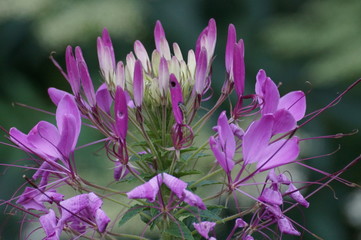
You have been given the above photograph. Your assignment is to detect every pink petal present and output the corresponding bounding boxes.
[261,77,280,114]
[154,20,171,60]
[272,109,296,135]
[194,47,208,95]
[115,61,125,88]
[233,39,245,97]
[243,114,274,165]
[210,136,233,173]
[133,60,144,107]
[255,69,267,96]
[225,24,236,73]
[257,137,300,171]
[162,173,187,198]
[158,57,169,97]
[76,47,96,106]
[278,91,306,121]
[65,46,80,94]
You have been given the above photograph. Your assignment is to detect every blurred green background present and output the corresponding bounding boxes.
[1,0,361,239]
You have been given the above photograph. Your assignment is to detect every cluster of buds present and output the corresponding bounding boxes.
[1,18,360,240]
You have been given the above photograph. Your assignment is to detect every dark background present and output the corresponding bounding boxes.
[1,0,361,239]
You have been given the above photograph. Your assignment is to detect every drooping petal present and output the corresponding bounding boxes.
[225,24,236,73]
[114,87,128,140]
[95,209,111,233]
[278,91,306,121]
[257,137,300,171]
[243,114,274,165]
[133,60,144,107]
[39,209,60,240]
[233,39,245,97]
[182,189,206,210]
[59,194,89,223]
[193,221,216,239]
[285,184,309,208]
[127,175,162,202]
[169,74,184,125]
[258,188,283,205]
[217,111,235,160]
[272,109,297,135]
[278,217,300,236]
[162,173,187,198]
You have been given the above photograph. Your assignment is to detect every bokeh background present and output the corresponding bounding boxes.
[1,0,361,239]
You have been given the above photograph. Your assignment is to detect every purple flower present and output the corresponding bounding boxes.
[39,209,60,240]
[255,69,306,134]
[285,184,310,208]
[193,221,216,239]
[278,217,300,236]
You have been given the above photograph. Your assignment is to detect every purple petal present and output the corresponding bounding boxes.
[217,111,235,159]
[257,137,300,171]
[162,173,187,198]
[96,83,112,114]
[225,24,236,73]
[272,109,296,135]
[99,28,115,69]
[233,40,245,97]
[65,46,80,94]
[182,189,206,210]
[16,187,47,212]
[39,209,60,239]
[95,209,110,233]
[206,18,217,59]
[210,137,233,173]
[255,69,267,96]
[114,87,128,140]
[133,60,144,107]
[193,221,216,239]
[194,47,208,95]
[258,188,283,205]
[278,217,300,236]
[278,91,306,121]
[285,184,309,208]
[261,77,280,114]
[169,74,184,125]
[243,114,274,165]
[76,47,96,106]
[56,95,81,156]
[48,88,70,106]
[59,193,89,222]
[127,175,162,202]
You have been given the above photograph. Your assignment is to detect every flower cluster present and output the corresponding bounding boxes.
[1,18,360,240]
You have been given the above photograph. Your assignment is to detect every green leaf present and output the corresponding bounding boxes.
[118,205,147,226]
[189,180,223,189]
[164,221,194,240]
[174,170,202,178]
[177,206,224,222]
